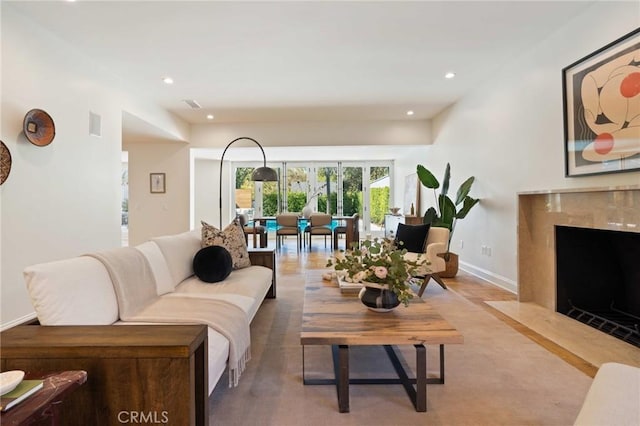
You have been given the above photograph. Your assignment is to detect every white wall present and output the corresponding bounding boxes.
[423,2,640,292]
[0,6,190,328]
[190,120,432,148]
[123,141,191,246]
[193,158,219,228]
[0,8,120,327]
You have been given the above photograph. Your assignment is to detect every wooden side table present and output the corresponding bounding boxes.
[1,324,208,426]
[249,248,276,298]
[1,370,87,425]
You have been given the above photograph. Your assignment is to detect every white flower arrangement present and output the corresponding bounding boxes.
[327,237,422,306]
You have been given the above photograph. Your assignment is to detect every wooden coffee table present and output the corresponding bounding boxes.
[300,271,463,413]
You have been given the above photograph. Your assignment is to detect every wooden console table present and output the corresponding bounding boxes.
[249,248,276,298]
[0,324,208,426]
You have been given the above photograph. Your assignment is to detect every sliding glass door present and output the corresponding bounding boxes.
[342,164,363,235]
[285,166,308,213]
[234,167,256,219]
[232,160,393,238]
[262,165,281,216]
[314,165,338,214]
[369,165,391,238]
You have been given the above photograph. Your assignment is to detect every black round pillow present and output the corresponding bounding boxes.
[193,245,233,283]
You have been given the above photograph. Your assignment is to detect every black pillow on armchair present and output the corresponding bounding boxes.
[395,222,431,253]
[193,245,233,283]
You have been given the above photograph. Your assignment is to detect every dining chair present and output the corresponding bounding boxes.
[333,213,359,250]
[307,213,333,251]
[275,213,301,251]
[237,213,267,248]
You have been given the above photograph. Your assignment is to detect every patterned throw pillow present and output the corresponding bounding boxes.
[201,220,251,269]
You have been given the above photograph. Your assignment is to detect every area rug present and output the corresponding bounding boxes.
[209,270,592,425]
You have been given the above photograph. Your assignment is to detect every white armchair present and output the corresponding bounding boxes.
[404,226,450,296]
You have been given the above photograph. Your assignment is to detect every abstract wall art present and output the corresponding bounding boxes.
[562,28,640,177]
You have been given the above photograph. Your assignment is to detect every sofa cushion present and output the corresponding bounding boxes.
[201,220,251,269]
[174,265,273,321]
[135,241,174,295]
[153,229,202,286]
[24,257,119,325]
[193,246,233,283]
[395,222,430,253]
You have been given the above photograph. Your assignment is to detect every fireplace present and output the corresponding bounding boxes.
[555,225,640,347]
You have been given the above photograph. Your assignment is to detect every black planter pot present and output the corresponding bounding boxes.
[358,284,400,312]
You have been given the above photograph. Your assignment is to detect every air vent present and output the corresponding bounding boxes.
[89,111,102,137]
[183,99,202,109]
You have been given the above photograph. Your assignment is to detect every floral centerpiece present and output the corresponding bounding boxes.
[327,238,423,307]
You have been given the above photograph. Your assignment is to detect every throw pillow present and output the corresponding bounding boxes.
[395,222,431,253]
[201,220,251,269]
[192,245,233,283]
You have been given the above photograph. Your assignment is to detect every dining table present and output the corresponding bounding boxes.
[251,215,358,249]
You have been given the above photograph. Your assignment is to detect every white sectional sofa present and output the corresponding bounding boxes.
[574,362,640,426]
[23,229,275,394]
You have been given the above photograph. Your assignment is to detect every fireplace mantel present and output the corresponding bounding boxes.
[518,185,640,311]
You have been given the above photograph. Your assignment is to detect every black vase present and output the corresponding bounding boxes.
[359,285,400,312]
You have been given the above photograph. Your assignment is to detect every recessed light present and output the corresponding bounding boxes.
[162,77,174,85]
[206,114,214,120]
[445,72,456,79]
[406,110,414,116]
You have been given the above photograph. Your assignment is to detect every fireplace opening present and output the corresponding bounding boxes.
[555,225,640,348]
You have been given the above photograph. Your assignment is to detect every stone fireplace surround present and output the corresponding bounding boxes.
[517,185,639,310]
[488,185,640,368]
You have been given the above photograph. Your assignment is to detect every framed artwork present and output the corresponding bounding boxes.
[562,28,640,177]
[403,173,420,216]
[150,173,166,193]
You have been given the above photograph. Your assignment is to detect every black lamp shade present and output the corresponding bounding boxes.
[251,166,278,182]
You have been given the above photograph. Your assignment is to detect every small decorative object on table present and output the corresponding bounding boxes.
[302,183,328,218]
[327,237,422,311]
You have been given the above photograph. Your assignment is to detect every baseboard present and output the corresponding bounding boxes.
[1,312,37,332]
[458,261,517,294]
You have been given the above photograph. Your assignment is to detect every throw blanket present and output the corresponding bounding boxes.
[86,248,251,387]
[129,296,251,387]
[86,248,157,318]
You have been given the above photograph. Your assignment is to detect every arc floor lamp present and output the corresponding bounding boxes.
[219,137,278,228]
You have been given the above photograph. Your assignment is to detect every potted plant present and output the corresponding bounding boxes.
[416,163,479,277]
[327,238,423,310]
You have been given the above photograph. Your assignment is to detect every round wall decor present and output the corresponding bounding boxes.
[1,141,12,185]
[23,109,56,146]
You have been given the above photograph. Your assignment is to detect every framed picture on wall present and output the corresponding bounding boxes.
[150,173,166,193]
[562,28,640,177]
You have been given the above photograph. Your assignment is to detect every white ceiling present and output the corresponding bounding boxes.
[6,0,596,125]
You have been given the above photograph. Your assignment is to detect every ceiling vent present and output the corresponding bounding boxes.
[183,99,202,109]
